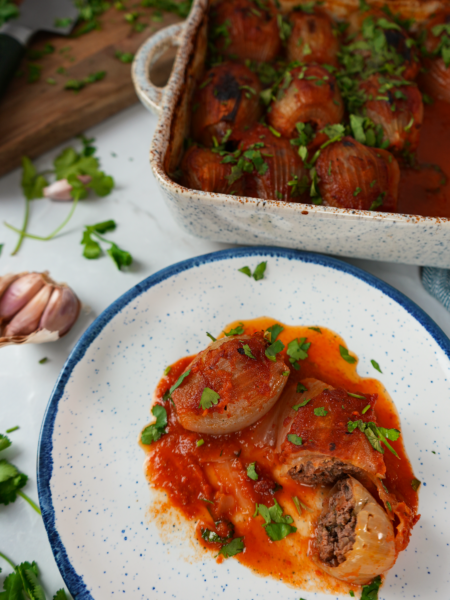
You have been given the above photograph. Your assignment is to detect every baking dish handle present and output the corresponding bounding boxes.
[132,23,185,116]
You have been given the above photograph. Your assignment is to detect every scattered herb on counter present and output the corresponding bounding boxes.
[371,359,382,373]
[206,332,216,342]
[163,369,191,402]
[0,433,41,514]
[27,43,55,60]
[224,323,244,336]
[253,261,267,281]
[238,266,252,277]
[247,462,258,480]
[339,344,356,364]
[265,339,285,362]
[5,426,19,434]
[115,50,135,63]
[54,17,73,27]
[39,357,49,364]
[0,551,70,599]
[47,78,57,85]
[0,243,3,256]
[314,407,328,417]
[218,537,244,558]
[141,0,194,19]
[0,0,19,27]
[411,478,421,491]
[152,9,163,21]
[348,420,400,457]
[287,434,303,446]
[254,498,297,541]
[81,220,132,270]
[360,575,382,600]
[65,70,106,92]
[141,405,167,444]
[199,387,220,410]
[27,63,42,83]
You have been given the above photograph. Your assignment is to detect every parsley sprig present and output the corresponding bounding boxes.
[81,220,133,270]
[254,499,297,541]
[348,420,400,457]
[141,405,168,444]
[0,552,69,600]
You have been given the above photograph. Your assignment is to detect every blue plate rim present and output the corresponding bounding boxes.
[37,246,450,599]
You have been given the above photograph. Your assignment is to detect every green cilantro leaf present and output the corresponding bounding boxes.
[115,50,134,63]
[238,266,252,277]
[247,462,258,480]
[308,327,322,333]
[371,359,382,373]
[254,499,297,541]
[224,323,244,336]
[16,560,46,600]
[163,366,171,376]
[202,528,232,544]
[164,369,191,402]
[107,243,132,270]
[253,261,267,281]
[218,537,245,558]
[265,323,284,343]
[339,345,356,364]
[265,339,285,362]
[347,392,366,399]
[5,426,19,434]
[21,157,48,200]
[0,460,28,505]
[296,383,308,393]
[240,344,256,359]
[0,0,19,27]
[141,404,168,444]
[199,387,220,409]
[361,575,382,600]
[0,434,11,453]
[53,590,69,600]
[287,337,310,362]
[411,478,421,491]
[314,407,328,417]
[287,434,302,445]
[55,17,73,27]
[347,420,400,457]
[206,332,216,342]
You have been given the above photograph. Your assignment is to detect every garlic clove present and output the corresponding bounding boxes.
[39,285,81,337]
[4,284,54,337]
[43,175,92,201]
[0,273,45,323]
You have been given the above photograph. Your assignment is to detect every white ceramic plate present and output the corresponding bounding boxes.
[38,247,450,600]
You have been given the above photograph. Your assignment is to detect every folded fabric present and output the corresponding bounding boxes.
[422,267,450,312]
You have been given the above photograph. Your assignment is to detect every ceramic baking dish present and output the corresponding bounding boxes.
[132,0,450,268]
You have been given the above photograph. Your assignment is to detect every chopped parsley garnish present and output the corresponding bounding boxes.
[254,499,297,541]
[287,434,303,446]
[349,591,355,598]
[265,339,285,362]
[81,221,131,270]
[5,426,19,434]
[348,420,400,457]
[361,575,382,600]
[361,404,371,414]
[292,496,302,515]
[201,527,233,544]
[314,407,328,417]
[282,371,290,377]
[115,50,134,63]
[39,357,48,364]
[347,392,365,399]
[141,405,167,444]
[196,439,204,447]
[238,344,256,359]
[238,262,267,280]
[199,387,220,409]
[371,359,382,373]
[163,369,191,401]
[224,323,245,336]
[339,345,356,364]
[308,326,322,333]
[218,537,245,558]
[265,323,284,343]
[206,332,216,342]
[286,337,310,370]
[163,366,171,376]
[386,501,392,511]
[411,478,421,491]
[238,266,252,277]
[247,462,258,480]
[65,70,106,92]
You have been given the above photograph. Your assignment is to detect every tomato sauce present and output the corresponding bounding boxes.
[398,100,450,218]
[142,318,419,595]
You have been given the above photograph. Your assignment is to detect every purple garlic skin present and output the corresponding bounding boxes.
[43,175,92,201]
[0,271,81,345]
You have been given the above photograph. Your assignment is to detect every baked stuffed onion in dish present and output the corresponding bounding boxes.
[140,317,420,597]
[174,0,450,219]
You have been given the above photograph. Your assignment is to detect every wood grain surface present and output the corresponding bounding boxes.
[0,5,181,177]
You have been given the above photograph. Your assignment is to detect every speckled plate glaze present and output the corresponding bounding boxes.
[38,247,450,600]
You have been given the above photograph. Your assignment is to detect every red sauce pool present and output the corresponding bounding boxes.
[141,318,419,595]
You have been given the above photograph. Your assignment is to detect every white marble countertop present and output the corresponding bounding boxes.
[1,103,449,597]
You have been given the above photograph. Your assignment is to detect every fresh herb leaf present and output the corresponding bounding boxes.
[107,243,132,269]
[308,327,322,333]
[362,404,371,414]
[21,157,48,201]
[254,499,297,541]
[265,339,285,362]
[201,528,231,544]
[53,590,69,600]
[0,0,19,27]
[411,478,421,491]
[218,537,244,558]
[314,407,328,417]
[241,344,256,359]
[38,357,48,364]
[287,337,310,363]
[65,70,106,92]
[347,392,365,399]
[81,221,131,270]
[371,359,382,373]
[206,332,216,342]
[141,404,167,444]
[0,434,11,452]
[164,369,191,401]
[282,370,290,377]
[265,323,284,343]
[339,345,356,364]
[199,387,220,410]
[349,591,355,598]
[196,439,204,447]
[224,323,244,336]
[361,575,382,600]
[296,383,308,393]
[0,459,28,505]
[115,50,135,63]
[54,17,73,27]
[287,434,303,446]
[253,261,267,281]
[292,496,302,515]
[5,426,18,434]
[238,266,252,277]
[163,366,171,376]
[347,420,400,457]
[247,462,258,480]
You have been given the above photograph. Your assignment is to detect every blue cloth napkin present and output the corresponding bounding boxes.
[422,267,450,311]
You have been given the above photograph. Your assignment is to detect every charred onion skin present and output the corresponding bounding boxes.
[286,8,339,67]
[171,332,289,434]
[316,137,400,211]
[191,62,263,147]
[237,123,308,202]
[419,10,450,103]
[267,65,344,138]
[359,75,424,152]
[181,146,244,195]
[210,0,281,63]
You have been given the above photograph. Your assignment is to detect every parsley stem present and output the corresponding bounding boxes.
[17,490,41,515]
[10,197,30,256]
[4,196,79,244]
[0,551,16,570]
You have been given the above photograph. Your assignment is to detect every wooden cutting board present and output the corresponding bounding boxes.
[0,5,181,177]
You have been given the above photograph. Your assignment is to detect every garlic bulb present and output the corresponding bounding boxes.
[43,175,92,201]
[0,272,81,348]
[311,476,396,585]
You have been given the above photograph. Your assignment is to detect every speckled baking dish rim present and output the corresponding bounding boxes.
[132,0,450,268]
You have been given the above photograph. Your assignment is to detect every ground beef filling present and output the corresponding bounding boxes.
[316,478,356,566]
[288,457,362,486]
